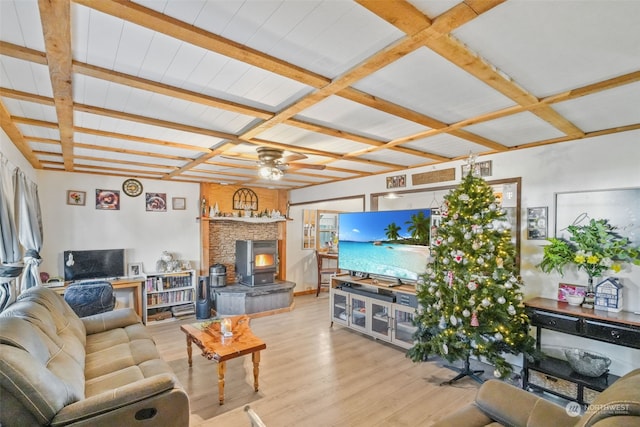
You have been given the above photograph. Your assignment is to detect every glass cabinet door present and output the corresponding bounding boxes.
[370,300,392,341]
[393,305,418,349]
[349,295,368,332]
[331,289,348,326]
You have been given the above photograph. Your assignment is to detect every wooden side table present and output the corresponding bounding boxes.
[180,315,266,405]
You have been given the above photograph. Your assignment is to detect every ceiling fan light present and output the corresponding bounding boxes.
[259,165,283,180]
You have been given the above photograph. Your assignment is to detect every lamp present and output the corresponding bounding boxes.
[258,165,283,180]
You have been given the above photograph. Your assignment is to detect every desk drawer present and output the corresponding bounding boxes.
[584,320,640,349]
[529,310,580,334]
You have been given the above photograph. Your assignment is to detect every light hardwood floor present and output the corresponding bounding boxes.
[149,294,481,426]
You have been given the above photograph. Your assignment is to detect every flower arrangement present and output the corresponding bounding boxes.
[538,218,640,281]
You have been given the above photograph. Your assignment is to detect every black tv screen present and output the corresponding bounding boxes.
[63,249,125,281]
[338,209,432,282]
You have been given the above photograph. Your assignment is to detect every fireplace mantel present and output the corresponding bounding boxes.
[199,216,287,224]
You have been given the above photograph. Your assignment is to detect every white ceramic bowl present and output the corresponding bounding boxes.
[566,294,584,306]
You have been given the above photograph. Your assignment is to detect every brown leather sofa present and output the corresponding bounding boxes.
[433,368,640,427]
[0,286,189,426]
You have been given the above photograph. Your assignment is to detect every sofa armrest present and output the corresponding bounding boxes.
[50,373,178,425]
[82,308,140,334]
[473,379,574,427]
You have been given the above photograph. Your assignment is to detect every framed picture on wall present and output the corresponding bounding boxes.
[527,206,548,239]
[172,197,186,210]
[95,189,120,210]
[146,193,167,212]
[67,190,86,206]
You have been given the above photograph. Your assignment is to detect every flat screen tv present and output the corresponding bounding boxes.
[338,209,432,283]
[63,249,126,282]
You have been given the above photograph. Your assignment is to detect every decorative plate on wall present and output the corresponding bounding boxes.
[122,178,143,197]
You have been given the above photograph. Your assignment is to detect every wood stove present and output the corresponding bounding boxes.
[235,240,278,286]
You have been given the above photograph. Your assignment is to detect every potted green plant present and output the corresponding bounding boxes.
[538,218,640,307]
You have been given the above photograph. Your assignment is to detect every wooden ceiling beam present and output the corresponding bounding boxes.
[38,0,74,171]
[0,41,48,65]
[0,101,42,168]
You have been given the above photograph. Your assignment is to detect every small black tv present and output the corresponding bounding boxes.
[338,209,432,283]
[63,249,126,282]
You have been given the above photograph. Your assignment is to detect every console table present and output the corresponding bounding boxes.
[523,297,640,405]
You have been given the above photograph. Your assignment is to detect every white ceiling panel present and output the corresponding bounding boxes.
[2,1,637,189]
[74,132,205,159]
[329,160,390,174]
[0,1,44,50]
[37,154,63,163]
[16,125,59,141]
[0,57,52,97]
[552,82,640,133]
[357,149,433,167]
[404,133,494,159]
[2,98,57,123]
[453,0,640,97]
[464,112,567,147]
[256,124,372,154]
[73,111,226,149]
[409,0,460,19]
[73,74,258,134]
[29,142,61,154]
[73,147,185,167]
[297,96,428,141]
[353,47,516,123]
[143,0,404,79]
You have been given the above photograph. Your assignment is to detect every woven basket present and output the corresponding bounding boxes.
[529,370,578,399]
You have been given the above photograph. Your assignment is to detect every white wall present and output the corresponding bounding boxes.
[289,129,640,374]
[36,171,201,278]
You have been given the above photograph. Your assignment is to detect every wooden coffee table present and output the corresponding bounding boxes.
[180,315,266,405]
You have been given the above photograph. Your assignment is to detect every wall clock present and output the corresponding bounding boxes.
[122,178,143,197]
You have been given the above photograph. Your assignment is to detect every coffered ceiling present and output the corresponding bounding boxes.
[1,0,639,189]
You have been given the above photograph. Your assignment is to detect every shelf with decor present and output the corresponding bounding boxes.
[144,270,196,323]
[523,297,640,406]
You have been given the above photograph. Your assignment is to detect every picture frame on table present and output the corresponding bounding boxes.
[67,190,86,206]
[128,263,143,277]
[557,283,586,302]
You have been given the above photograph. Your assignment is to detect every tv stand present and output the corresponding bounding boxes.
[330,274,418,349]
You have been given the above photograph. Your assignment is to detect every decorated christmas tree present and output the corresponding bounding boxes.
[408,169,535,383]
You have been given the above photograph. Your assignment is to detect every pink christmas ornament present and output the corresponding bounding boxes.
[471,312,479,327]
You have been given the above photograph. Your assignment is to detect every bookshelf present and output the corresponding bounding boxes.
[144,270,196,323]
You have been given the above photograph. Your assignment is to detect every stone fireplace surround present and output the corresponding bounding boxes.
[207,219,280,284]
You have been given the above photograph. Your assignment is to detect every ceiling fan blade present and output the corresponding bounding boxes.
[282,153,307,163]
[220,153,257,163]
[287,163,326,170]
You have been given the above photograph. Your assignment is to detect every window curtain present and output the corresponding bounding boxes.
[0,155,23,310]
[15,169,43,291]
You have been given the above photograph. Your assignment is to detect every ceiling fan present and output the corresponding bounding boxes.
[224,147,326,180]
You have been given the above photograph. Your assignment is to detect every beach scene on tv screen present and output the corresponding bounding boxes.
[338,209,432,281]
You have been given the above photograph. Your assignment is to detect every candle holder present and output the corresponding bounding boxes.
[221,318,233,337]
